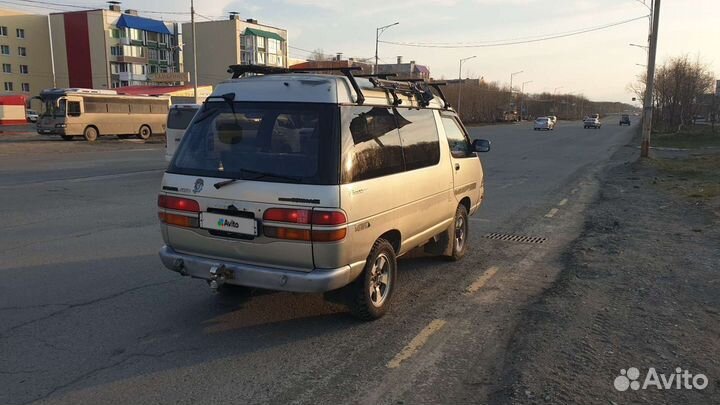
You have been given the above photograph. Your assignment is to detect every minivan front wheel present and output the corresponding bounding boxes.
[346,238,396,320]
[447,204,469,261]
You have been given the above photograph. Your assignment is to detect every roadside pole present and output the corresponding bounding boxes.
[640,0,661,158]
[191,0,198,104]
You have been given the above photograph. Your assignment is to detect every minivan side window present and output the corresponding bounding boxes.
[441,115,473,158]
[341,106,404,183]
[396,108,440,170]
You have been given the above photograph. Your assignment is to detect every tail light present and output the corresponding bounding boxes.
[158,195,200,212]
[263,208,347,242]
[158,194,200,228]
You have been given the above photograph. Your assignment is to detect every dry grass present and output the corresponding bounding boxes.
[652,126,720,149]
[648,153,720,215]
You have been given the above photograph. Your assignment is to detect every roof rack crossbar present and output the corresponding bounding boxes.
[355,73,398,80]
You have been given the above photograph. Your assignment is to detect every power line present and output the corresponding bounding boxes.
[380,15,649,48]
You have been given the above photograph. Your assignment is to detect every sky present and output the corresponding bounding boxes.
[7,0,719,103]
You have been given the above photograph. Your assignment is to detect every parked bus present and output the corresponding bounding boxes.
[35,88,170,141]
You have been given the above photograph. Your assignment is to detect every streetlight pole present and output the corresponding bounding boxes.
[521,80,532,120]
[641,0,661,158]
[191,0,198,103]
[457,55,476,115]
[374,22,399,74]
[509,70,523,119]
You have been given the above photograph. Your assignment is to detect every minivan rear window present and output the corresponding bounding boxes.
[168,102,339,185]
[167,107,199,130]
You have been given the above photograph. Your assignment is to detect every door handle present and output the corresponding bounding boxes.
[454,163,460,171]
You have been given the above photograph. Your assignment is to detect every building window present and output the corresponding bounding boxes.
[21,83,29,92]
[129,28,143,42]
[159,49,167,61]
[4,81,12,91]
[0,26,7,36]
[19,65,28,74]
[110,28,126,39]
[110,46,123,56]
[148,48,157,60]
[1,45,9,55]
[111,81,120,88]
[18,46,26,57]
[149,64,158,74]
[2,63,10,73]
[159,34,166,45]
[16,29,24,39]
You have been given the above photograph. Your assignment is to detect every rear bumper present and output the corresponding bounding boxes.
[159,245,364,293]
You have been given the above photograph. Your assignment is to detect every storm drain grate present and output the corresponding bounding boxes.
[483,233,547,244]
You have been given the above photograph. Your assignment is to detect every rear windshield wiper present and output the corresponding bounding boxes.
[213,169,303,189]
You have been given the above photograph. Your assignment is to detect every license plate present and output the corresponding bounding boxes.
[200,212,257,236]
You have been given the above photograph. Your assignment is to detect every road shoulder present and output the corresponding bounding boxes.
[491,147,720,403]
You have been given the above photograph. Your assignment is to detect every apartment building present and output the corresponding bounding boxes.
[182,15,288,86]
[50,5,181,89]
[0,8,53,95]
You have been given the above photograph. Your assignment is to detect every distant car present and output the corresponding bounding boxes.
[26,109,38,123]
[547,115,557,125]
[584,116,601,129]
[590,113,600,120]
[619,114,631,126]
[165,104,200,162]
[534,117,554,131]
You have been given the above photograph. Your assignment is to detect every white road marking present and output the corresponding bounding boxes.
[469,217,490,223]
[387,319,447,369]
[545,208,559,218]
[466,266,499,294]
[558,198,568,206]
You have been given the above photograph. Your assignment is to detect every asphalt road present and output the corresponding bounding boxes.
[0,119,636,405]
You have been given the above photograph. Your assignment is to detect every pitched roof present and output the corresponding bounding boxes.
[117,14,171,35]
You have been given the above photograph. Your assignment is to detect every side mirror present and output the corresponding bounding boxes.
[472,139,491,153]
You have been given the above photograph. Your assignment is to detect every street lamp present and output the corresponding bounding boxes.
[520,80,532,120]
[374,22,399,74]
[509,70,523,94]
[457,55,476,114]
[629,43,649,52]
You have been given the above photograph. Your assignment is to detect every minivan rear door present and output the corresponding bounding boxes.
[162,101,339,271]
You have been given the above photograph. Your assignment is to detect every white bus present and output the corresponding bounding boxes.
[36,88,170,142]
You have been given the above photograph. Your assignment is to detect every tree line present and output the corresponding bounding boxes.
[628,55,716,132]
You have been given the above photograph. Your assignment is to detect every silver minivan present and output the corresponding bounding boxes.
[165,104,200,162]
[158,67,490,320]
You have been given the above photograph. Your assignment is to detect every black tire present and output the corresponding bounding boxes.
[345,238,397,321]
[83,126,98,142]
[446,204,469,261]
[61,135,73,141]
[137,125,152,140]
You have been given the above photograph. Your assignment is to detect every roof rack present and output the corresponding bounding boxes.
[224,64,451,108]
[355,73,398,80]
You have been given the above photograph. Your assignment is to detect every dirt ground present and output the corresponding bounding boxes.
[490,145,720,404]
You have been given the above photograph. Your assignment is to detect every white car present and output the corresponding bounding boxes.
[165,104,200,162]
[547,115,557,125]
[583,116,601,129]
[26,109,38,123]
[158,67,490,320]
[534,116,554,131]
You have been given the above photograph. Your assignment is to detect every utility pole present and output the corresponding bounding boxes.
[641,0,661,158]
[457,55,476,115]
[191,0,198,103]
[374,22,399,74]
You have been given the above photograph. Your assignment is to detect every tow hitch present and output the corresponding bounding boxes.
[208,265,231,293]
